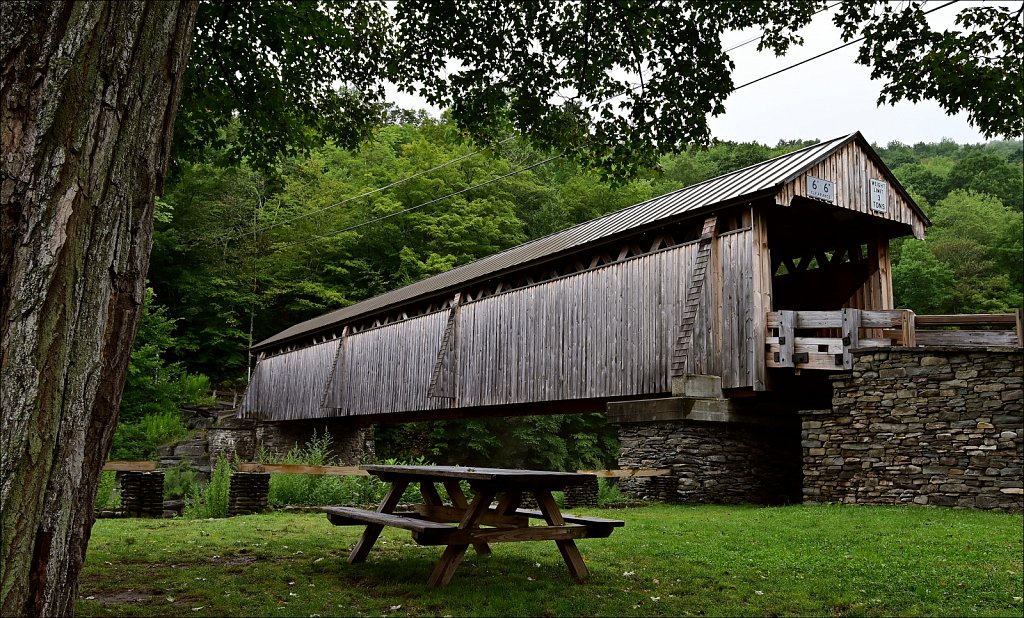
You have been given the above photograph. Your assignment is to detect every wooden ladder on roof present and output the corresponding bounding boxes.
[671,214,717,377]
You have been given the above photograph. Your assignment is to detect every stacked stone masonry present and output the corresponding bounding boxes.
[563,478,599,508]
[229,472,270,516]
[801,347,1023,511]
[617,420,801,505]
[118,471,165,517]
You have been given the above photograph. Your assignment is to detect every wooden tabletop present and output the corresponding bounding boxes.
[361,464,595,489]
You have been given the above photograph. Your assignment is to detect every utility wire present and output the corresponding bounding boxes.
[222,135,518,241]
[733,0,958,91]
[252,0,960,252]
[225,1,840,243]
[275,153,563,250]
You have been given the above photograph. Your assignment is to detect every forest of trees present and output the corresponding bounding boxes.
[120,115,1022,468]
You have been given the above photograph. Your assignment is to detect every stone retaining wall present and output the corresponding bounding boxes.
[563,478,599,508]
[801,347,1023,511]
[617,419,802,505]
[206,417,375,465]
[255,420,375,464]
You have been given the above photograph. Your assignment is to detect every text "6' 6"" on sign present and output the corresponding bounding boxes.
[807,176,835,203]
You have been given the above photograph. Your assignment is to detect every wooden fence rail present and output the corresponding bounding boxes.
[104,461,670,478]
[766,308,1023,372]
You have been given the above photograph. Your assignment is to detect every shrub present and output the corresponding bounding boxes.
[260,432,430,507]
[164,460,202,500]
[597,478,625,506]
[185,456,232,518]
[109,410,190,461]
[95,471,122,510]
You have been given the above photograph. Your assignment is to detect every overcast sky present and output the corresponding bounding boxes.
[386,1,1012,148]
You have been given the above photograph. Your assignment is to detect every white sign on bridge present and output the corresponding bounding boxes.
[806,176,835,203]
[870,179,889,213]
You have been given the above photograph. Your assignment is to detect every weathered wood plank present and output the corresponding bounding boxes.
[914,330,1019,347]
[415,524,597,546]
[577,468,671,478]
[237,463,368,476]
[914,314,1018,326]
[102,461,157,472]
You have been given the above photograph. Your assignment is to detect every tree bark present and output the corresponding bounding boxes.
[0,2,197,616]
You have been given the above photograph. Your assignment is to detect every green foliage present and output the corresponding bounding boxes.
[185,456,233,519]
[163,461,203,501]
[121,289,213,423]
[882,141,1023,316]
[113,288,215,460]
[108,411,191,462]
[924,190,1023,313]
[174,2,1023,182]
[177,1,392,169]
[258,430,402,507]
[893,240,955,314]
[597,478,626,507]
[376,413,619,472]
[94,472,121,511]
[835,3,1023,139]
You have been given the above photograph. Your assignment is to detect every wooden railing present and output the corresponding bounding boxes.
[766,308,1023,371]
[104,461,671,477]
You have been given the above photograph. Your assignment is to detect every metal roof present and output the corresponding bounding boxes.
[254,132,914,352]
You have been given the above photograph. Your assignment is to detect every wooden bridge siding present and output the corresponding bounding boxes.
[239,338,341,420]
[246,233,762,421]
[775,141,925,239]
[716,229,756,389]
[845,235,894,312]
[453,243,703,408]
[331,310,452,416]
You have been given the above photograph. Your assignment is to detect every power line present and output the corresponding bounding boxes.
[226,1,841,243]
[250,0,961,252]
[721,0,842,54]
[275,153,563,250]
[733,0,958,91]
[222,135,519,241]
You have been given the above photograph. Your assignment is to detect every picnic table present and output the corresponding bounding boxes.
[324,464,625,586]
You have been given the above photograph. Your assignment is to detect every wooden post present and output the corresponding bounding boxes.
[901,309,917,347]
[427,488,496,586]
[842,308,862,369]
[533,491,589,582]
[1015,308,1023,349]
[778,310,796,368]
[750,208,773,391]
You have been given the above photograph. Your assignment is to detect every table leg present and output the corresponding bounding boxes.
[420,481,444,506]
[427,488,496,586]
[442,480,491,556]
[533,490,589,581]
[348,480,409,564]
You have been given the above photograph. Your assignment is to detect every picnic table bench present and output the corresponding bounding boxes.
[324,464,625,586]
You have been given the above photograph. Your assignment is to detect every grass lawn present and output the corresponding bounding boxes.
[77,503,1023,617]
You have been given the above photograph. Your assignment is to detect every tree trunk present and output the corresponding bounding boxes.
[0,2,197,616]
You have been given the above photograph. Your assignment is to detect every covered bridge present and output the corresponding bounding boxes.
[240,132,928,428]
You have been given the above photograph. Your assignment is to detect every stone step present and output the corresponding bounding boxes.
[173,442,209,457]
